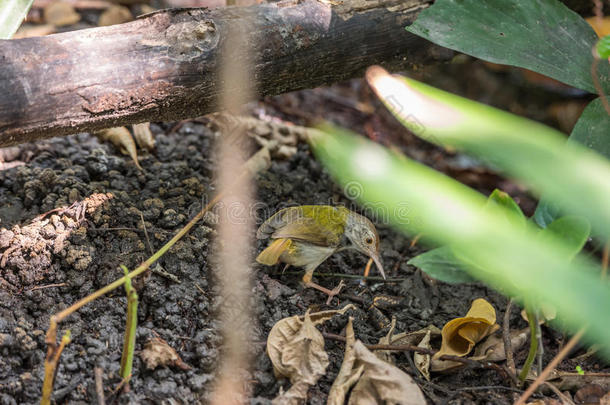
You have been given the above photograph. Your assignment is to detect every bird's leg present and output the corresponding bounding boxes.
[302,271,345,305]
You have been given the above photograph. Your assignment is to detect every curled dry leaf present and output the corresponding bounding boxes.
[132,123,155,151]
[414,330,432,381]
[329,318,426,405]
[95,127,142,170]
[435,298,498,359]
[140,337,191,370]
[267,305,355,405]
[44,1,80,26]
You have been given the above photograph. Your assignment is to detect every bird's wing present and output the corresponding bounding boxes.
[256,205,347,246]
[256,238,292,265]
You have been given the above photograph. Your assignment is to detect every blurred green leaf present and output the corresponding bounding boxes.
[534,98,609,228]
[406,0,609,94]
[0,0,34,39]
[310,128,610,356]
[367,70,610,237]
[408,246,476,284]
[539,216,590,259]
[486,189,525,228]
[597,35,610,59]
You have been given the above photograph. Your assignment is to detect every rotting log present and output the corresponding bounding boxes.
[0,0,448,146]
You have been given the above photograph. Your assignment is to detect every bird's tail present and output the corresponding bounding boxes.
[256,238,292,265]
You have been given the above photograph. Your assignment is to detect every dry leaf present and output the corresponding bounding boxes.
[44,1,80,26]
[95,127,142,170]
[521,304,556,324]
[267,305,354,405]
[132,122,155,151]
[434,298,498,359]
[328,318,364,405]
[98,5,132,26]
[414,330,432,381]
[350,341,426,405]
[471,328,529,362]
[140,337,191,370]
[329,318,426,405]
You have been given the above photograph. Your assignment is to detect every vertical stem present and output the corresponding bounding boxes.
[519,305,539,382]
[119,266,138,390]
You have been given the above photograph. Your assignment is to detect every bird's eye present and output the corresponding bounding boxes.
[365,237,373,245]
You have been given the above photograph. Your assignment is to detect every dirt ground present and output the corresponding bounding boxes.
[0,61,606,404]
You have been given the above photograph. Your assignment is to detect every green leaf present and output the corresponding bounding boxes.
[534,98,610,227]
[539,216,590,260]
[0,0,34,39]
[597,35,610,59]
[486,189,525,228]
[408,246,476,284]
[406,0,610,94]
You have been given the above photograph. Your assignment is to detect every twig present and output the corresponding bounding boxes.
[26,282,67,292]
[322,332,514,383]
[41,331,71,405]
[94,367,106,405]
[543,382,575,405]
[503,298,516,377]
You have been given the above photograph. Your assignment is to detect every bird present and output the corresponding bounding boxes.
[256,205,385,301]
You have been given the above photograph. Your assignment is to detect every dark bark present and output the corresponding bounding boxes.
[0,0,446,147]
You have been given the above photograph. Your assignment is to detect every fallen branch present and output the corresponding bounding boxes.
[0,0,443,146]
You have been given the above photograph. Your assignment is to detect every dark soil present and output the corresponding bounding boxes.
[0,69,605,404]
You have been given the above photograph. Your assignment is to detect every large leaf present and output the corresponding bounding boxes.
[407,0,610,94]
[0,0,34,39]
[310,128,610,358]
[534,98,610,228]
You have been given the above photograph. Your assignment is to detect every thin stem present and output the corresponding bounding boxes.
[502,298,516,378]
[519,305,539,382]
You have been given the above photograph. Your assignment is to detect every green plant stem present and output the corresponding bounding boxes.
[119,266,138,389]
[519,305,539,382]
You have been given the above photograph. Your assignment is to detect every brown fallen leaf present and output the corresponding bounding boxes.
[328,318,426,405]
[471,328,528,362]
[140,337,191,370]
[98,4,132,26]
[328,318,364,405]
[587,16,610,37]
[132,122,155,151]
[434,298,498,359]
[95,127,142,170]
[267,305,355,405]
[414,330,432,381]
[350,341,426,404]
[44,1,80,26]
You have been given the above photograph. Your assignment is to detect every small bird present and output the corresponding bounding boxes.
[256,205,385,300]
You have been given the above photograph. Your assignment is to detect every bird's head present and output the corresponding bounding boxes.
[345,212,385,279]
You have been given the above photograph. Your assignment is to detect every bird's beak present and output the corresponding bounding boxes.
[371,254,386,279]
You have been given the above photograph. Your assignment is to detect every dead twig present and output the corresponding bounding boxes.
[503,298,516,377]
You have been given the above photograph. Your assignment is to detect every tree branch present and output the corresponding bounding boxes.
[0,0,445,146]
